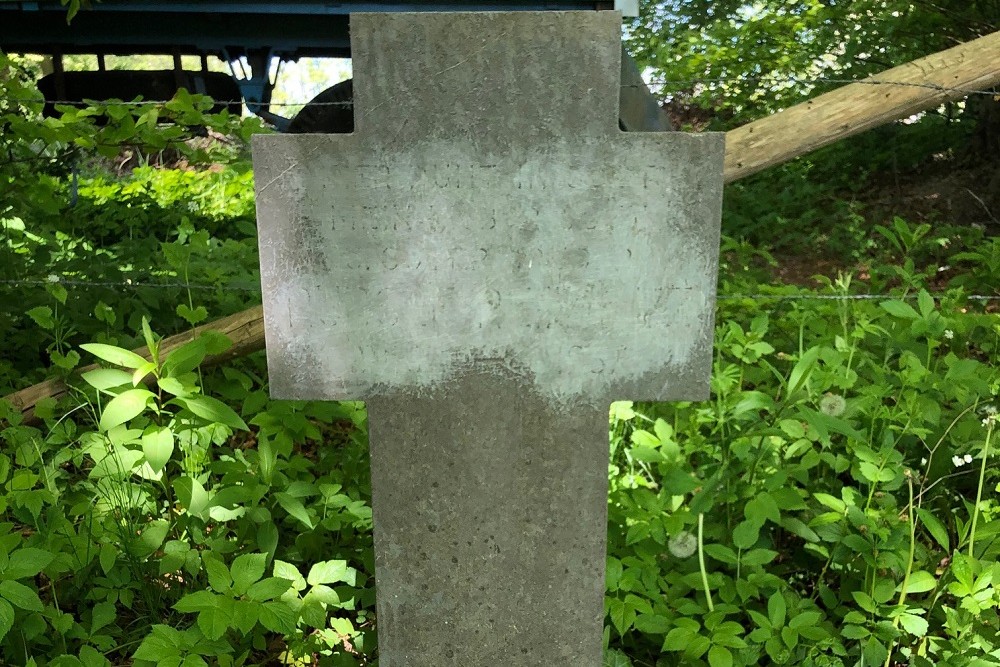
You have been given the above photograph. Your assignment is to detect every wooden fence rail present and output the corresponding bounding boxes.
[5,30,1000,423]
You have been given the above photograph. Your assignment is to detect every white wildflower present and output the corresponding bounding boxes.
[920,458,927,466]
[819,393,847,417]
[964,454,973,464]
[667,531,697,559]
[46,274,60,283]
[944,330,954,340]
[952,455,966,468]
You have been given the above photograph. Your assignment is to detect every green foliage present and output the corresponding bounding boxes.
[0,327,376,665]
[1,52,263,391]
[626,0,999,126]
[605,240,1000,665]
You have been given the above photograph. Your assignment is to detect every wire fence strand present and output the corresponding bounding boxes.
[0,276,997,302]
[3,74,997,111]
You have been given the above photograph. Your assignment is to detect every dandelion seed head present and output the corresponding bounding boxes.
[820,393,847,417]
[667,531,697,559]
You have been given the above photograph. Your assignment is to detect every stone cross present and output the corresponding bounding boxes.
[253,11,724,666]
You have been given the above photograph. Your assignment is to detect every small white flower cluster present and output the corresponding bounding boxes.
[952,453,974,468]
[944,330,954,340]
[983,405,998,429]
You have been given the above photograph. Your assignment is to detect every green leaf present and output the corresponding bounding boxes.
[157,377,191,397]
[81,368,133,391]
[630,430,659,448]
[273,561,307,592]
[903,571,938,594]
[740,549,778,567]
[0,579,43,611]
[173,476,209,516]
[781,626,798,649]
[81,343,149,369]
[99,388,155,431]
[99,543,117,574]
[130,360,156,387]
[174,590,220,613]
[196,599,233,641]
[300,597,327,629]
[880,300,920,319]
[812,492,846,513]
[863,638,888,666]
[708,646,733,667]
[202,555,231,593]
[275,492,314,529]
[171,395,247,430]
[247,577,293,602]
[79,646,107,667]
[306,584,340,606]
[138,520,170,558]
[258,601,298,634]
[26,306,55,330]
[663,626,694,651]
[161,337,210,377]
[4,548,54,579]
[768,592,786,628]
[780,517,820,543]
[603,649,633,667]
[787,346,820,396]
[176,303,208,326]
[231,554,267,595]
[90,600,117,634]
[232,600,259,634]
[872,578,896,604]
[141,426,173,474]
[732,520,761,549]
[307,560,354,586]
[141,317,158,356]
[745,493,780,524]
[899,612,928,637]
[852,591,877,613]
[89,446,143,480]
[0,599,13,642]
[916,509,949,551]
[607,598,635,636]
[634,614,671,634]
[788,611,821,630]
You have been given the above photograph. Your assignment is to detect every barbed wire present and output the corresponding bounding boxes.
[3,74,997,110]
[0,275,996,302]
[0,277,261,292]
[643,76,1000,98]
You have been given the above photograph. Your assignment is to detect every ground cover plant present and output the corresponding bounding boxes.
[2,46,1000,667]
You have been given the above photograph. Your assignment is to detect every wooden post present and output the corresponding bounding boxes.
[3,306,263,423]
[724,30,1000,182]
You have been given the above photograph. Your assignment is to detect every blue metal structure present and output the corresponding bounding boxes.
[0,0,671,132]
[1,0,612,129]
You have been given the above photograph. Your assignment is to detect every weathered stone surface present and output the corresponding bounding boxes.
[367,367,608,666]
[253,11,724,666]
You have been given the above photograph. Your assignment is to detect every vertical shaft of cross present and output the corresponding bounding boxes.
[368,365,608,666]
